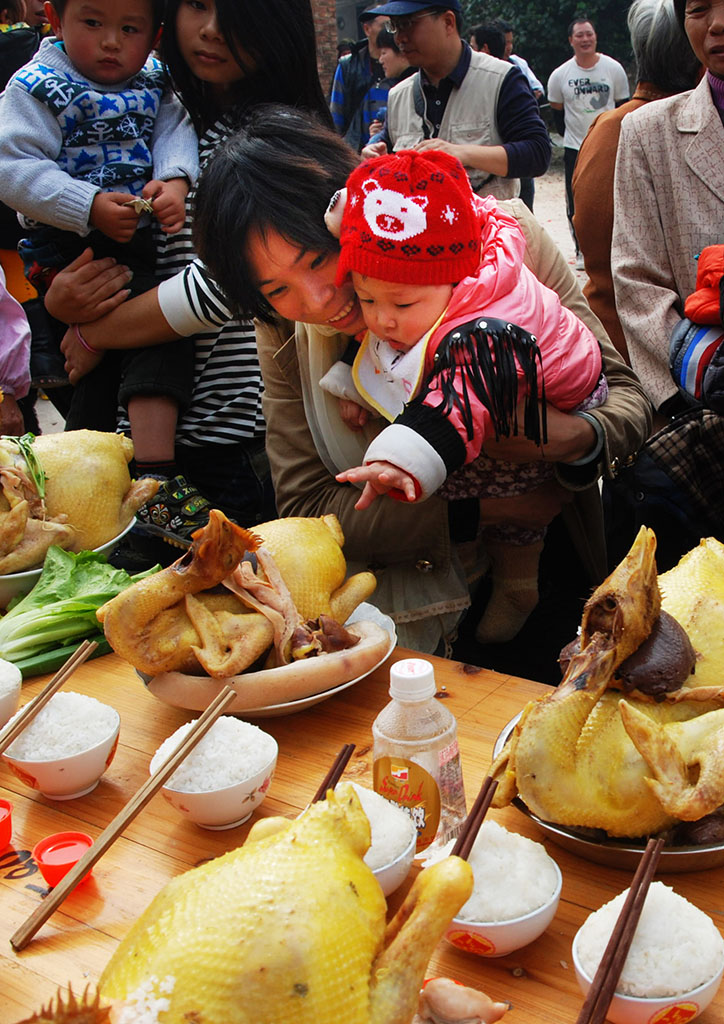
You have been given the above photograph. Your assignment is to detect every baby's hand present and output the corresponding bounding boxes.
[143,177,188,234]
[339,398,370,431]
[336,461,417,510]
[89,192,140,242]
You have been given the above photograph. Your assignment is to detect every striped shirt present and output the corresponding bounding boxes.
[123,118,265,448]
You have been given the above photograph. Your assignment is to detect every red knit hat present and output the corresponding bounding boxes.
[335,149,482,287]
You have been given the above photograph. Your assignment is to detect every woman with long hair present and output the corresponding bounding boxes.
[47,0,331,547]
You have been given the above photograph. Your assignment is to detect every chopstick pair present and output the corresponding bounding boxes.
[0,639,98,757]
[451,775,498,860]
[311,743,355,803]
[575,836,665,1024]
[11,682,239,951]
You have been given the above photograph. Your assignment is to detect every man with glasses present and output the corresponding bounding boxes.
[360,0,550,201]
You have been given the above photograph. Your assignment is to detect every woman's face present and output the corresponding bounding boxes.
[175,0,252,92]
[246,228,365,334]
[685,0,724,77]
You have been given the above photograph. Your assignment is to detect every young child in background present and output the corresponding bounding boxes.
[324,149,608,643]
[0,0,199,495]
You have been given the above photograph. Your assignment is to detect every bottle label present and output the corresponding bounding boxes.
[373,756,441,851]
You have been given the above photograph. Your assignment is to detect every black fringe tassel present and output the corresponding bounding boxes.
[419,317,548,446]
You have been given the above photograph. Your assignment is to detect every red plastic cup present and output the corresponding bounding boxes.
[32,831,94,887]
[0,799,11,849]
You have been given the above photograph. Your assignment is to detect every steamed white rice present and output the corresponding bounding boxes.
[576,881,724,998]
[457,820,559,923]
[349,783,417,870]
[0,658,21,698]
[5,691,118,760]
[150,717,277,793]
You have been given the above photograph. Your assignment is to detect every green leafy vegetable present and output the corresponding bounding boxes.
[0,546,159,676]
[1,431,46,499]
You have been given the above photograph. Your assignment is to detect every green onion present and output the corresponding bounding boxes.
[1,432,46,499]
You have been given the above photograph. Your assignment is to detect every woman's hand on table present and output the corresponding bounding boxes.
[482,402,597,464]
[61,325,103,384]
[44,248,132,324]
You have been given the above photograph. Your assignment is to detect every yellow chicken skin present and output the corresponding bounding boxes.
[491,530,724,838]
[252,515,376,623]
[659,537,724,688]
[98,511,271,676]
[0,430,158,571]
[98,785,473,1024]
[99,511,377,678]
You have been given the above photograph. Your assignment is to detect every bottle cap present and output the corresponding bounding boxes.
[389,658,436,701]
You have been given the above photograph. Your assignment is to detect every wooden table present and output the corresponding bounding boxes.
[3,649,724,1023]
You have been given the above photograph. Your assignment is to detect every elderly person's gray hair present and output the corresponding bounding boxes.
[628,0,699,93]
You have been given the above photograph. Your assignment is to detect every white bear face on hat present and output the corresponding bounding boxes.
[361,179,428,240]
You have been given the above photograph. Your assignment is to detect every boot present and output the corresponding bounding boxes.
[475,539,544,645]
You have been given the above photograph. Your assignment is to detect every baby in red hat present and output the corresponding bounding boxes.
[323,149,607,644]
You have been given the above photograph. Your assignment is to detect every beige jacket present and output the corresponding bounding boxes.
[386,50,517,199]
[257,199,651,652]
[612,77,724,410]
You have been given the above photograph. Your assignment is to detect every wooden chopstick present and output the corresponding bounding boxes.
[575,836,665,1024]
[311,743,356,803]
[0,639,98,757]
[11,682,239,951]
[451,775,498,860]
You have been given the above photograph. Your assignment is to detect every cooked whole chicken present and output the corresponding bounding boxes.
[0,430,158,572]
[16,785,473,1024]
[98,511,377,678]
[491,529,724,838]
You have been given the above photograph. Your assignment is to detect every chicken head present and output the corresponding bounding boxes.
[491,531,724,838]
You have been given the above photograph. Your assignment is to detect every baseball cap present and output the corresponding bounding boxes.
[363,1,462,16]
[359,7,384,21]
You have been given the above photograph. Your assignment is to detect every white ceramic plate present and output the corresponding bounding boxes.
[140,603,397,719]
[0,517,137,610]
[493,713,724,873]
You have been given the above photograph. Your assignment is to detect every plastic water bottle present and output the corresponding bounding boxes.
[372,657,467,856]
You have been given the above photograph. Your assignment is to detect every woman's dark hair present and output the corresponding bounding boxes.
[193,105,359,322]
[376,28,401,52]
[161,0,332,133]
[50,0,164,31]
[629,0,699,93]
[2,0,26,22]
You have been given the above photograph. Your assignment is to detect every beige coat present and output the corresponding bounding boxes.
[612,76,724,410]
[386,50,516,199]
[257,199,651,652]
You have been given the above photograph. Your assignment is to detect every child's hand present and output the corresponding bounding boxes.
[339,398,370,431]
[143,177,188,234]
[336,461,417,510]
[89,192,140,243]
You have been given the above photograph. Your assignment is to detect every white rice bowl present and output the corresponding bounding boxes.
[350,782,417,871]
[150,717,277,793]
[4,691,118,759]
[0,657,22,728]
[457,820,559,923]
[575,881,724,998]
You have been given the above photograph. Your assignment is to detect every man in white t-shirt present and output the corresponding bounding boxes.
[548,17,629,266]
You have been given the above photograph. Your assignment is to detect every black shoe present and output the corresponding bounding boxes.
[135,474,214,548]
